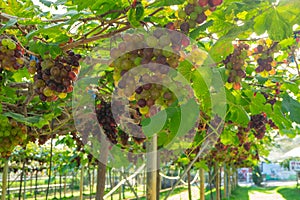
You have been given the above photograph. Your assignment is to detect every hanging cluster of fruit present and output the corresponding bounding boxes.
[0,116,27,158]
[30,51,81,102]
[224,43,249,90]
[111,30,190,117]
[252,40,277,77]
[95,100,118,144]
[0,36,25,72]
[177,0,223,33]
[187,112,278,167]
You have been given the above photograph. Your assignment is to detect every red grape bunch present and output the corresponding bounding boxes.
[252,41,278,77]
[224,43,249,90]
[0,36,25,72]
[248,113,268,139]
[95,100,118,144]
[177,0,223,34]
[32,51,81,102]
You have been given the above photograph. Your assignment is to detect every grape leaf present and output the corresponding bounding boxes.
[149,0,185,8]
[282,94,300,124]
[189,20,214,40]
[0,19,17,34]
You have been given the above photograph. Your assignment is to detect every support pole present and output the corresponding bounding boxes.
[1,160,9,200]
[146,135,158,200]
[199,168,205,200]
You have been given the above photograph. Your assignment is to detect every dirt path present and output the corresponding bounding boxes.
[249,191,285,200]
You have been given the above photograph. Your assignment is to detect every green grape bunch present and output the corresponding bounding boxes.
[0,116,27,158]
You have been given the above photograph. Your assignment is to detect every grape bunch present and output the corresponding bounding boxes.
[255,53,274,74]
[0,116,27,158]
[177,0,223,33]
[0,36,25,72]
[224,43,249,90]
[95,100,118,144]
[248,113,268,139]
[253,41,278,77]
[32,51,81,102]
[111,31,189,116]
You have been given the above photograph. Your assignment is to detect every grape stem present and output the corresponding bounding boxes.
[291,47,300,77]
[61,24,131,51]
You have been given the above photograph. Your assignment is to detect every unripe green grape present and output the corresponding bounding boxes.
[178,9,187,19]
[134,57,142,66]
[194,6,203,13]
[146,36,159,48]
[43,87,54,97]
[190,12,198,20]
[7,42,16,50]
[159,35,171,47]
[1,39,9,46]
[188,19,197,28]
[162,46,173,58]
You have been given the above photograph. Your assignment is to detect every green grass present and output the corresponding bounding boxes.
[277,187,300,199]
[227,185,300,200]
[225,186,250,200]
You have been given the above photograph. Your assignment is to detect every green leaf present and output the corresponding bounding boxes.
[254,12,267,35]
[268,9,293,41]
[12,68,30,82]
[281,94,300,124]
[0,18,17,34]
[28,41,62,58]
[128,8,141,28]
[142,109,167,137]
[271,102,292,130]
[40,0,53,7]
[189,20,214,40]
[135,2,144,21]
[177,157,190,165]
[157,131,169,147]
[178,60,193,81]
[247,92,266,115]
[209,21,253,62]
[230,105,250,126]
[3,112,41,126]
[194,160,209,171]
[221,130,239,145]
[149,0,185,8]
[279,38,295,50]
[209,38,234,63]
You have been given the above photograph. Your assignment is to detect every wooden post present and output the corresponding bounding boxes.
[223,165,227,199]
[35,169,38,200]
[228,168,231,197]
[215,164,220,200]
[187,169,192,200]
[92,168,95,193]
[146,135,158,200]
[23,167,26,200]
[64,173,67,197]
[95,140,109,200]
[199,168,205,200]
[80,166,84,200]
[1,160,9,200]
